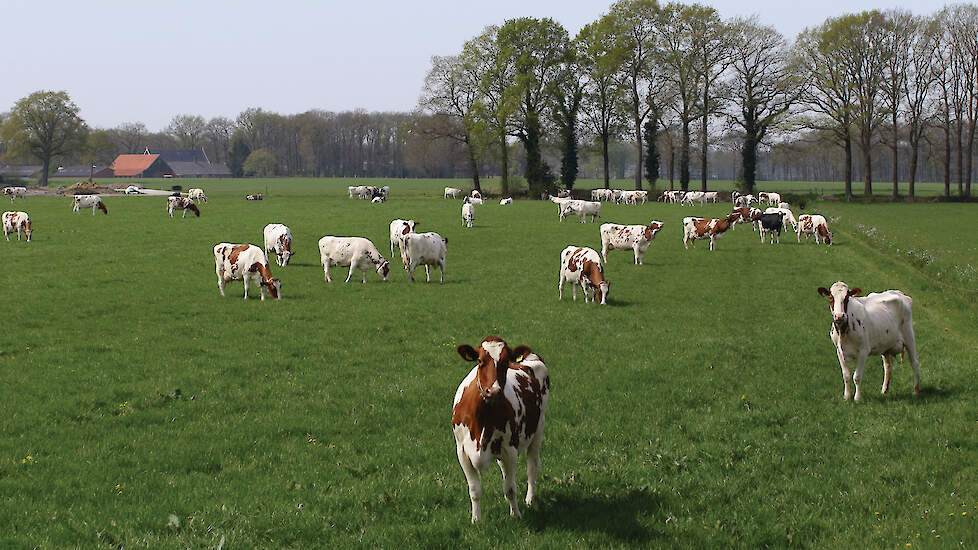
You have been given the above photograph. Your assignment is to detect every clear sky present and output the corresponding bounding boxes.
[1,0,943,131]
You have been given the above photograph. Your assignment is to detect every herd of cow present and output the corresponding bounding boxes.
[2,182,923,524]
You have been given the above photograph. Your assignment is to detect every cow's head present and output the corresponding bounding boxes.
[596,279,610,305]
[818,282,860,331]
[457,337,532,403]
[188,202,200,217]
[402,220,417,235]
[377,260,390,281]
[261,277,282,299]
[98,201,108,215]
[645,221,663,240]
[23,219,32,241]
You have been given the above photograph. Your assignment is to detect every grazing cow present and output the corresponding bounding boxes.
[187,188,208,203]
[453,336,550,523]
[246,193,263,200]
[213,243,281,300]
[445,187,462,199]
[558,200,601,223]
[124,185,143,195]
[72,195,107,215]
[681,191,706,206]
[2,211,32,241]
[797,214,833,245]
[389,219,419,257]
[2,186,27,202]
[558,246,610,304]
[593,188,615,202]
[263,223,294,267]
[599,221,664,264]
[471,190,482,200]
[734,195,750,207]
[682,212,739,251]
[317,236,390,283]
[732,206,762,231]
[167,196,200,218]
[766,192,782,206]
[402,232,447,283]
[371,195,385,203]
[704,191,719,203]
[763,206,797,232]
[758,212,784,244]
[757,192,770,204]
[461,202,475,228]
[817,282,920,401]
[500,197,513,205]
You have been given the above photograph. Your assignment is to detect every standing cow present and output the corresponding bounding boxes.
[167,196,200,218]
[213,243,282,300]
[187,188,208,203]
[3,186,27,202]
[558,246,610,305]
[389,219,419,258]
[263,223,294,267]
[402,232,447,283]
[318,236,390,283]
[682,213,739,251]
[461,201,475,228]
[2,211,32,241]
[72,195,108,215]
[453,336,550,523]
[599,221,663,265]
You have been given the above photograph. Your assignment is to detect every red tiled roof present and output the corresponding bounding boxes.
[110,154,160,176]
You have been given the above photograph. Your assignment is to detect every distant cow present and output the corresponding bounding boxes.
[349,186,366,199]
[371,195,386,203]
[72,195,107,215]
[213,242,281,300]
[389,219,419,258]
[318,236,390,283]
[167,196,200,218]
[599,221,663,265]
[558,246,610,304]
[471,190,482,200]
[461,202,475,228]
[765,192,782,206]
[402,232,447,283]
[703,191,719,203]
[124,185,143,195]
[758,212,784,244]
[187,188,207,203]
[453,336,550,523]
[246,193,263,200]
[681,191,706,206]
[797,214,833,245]
[763,207,797,232]
[499,197,513,205]
[263,223,294,267]
[445,187,462,199]
[682,213,739,251]
[817,281,920,401]
[2,211,31,241]
[2,186,26,202]
[559,200,601,223]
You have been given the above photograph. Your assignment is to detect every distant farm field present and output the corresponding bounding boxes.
[1,178,976,548]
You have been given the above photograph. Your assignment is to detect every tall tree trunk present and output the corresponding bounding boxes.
[466,136,481,193]
[741,112,756,193]
[955,119,963,196]
[943,121,952,198]
[602,132,610,189]
[862,141,873,196]
[680,120,690,191]
[633,114,643,191]
[908,134,919,202]
[967,121,975,197]
[40,157,51,187]
[891,110,899,198]
[844,134,853,201]
[669,146,675,190]
[701,83,709,192]
[499,131,509,196]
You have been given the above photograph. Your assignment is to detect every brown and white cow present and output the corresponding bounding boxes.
[732,206,762,231]
[72,195,108,215]
[2,211,32,242]
[263,223,294,267]
[3,186,27,202]
[558,246,610,304]
[797,214,833,245]
[213,243,281,300]
[453,336,550,523]
[599,221,663,264]
[167,196,200,218]
[246,193,263,200]
[187,188,208,203]
[817,282,920,401]
[389,219,418,258]
[682,213,739,251]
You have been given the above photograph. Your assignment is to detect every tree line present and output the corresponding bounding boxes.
[2,1,977,200]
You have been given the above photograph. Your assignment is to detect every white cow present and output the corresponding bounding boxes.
[371,195,386,203]
[600,221,664,264]
[817,281,920,401]
[187,188,207,203]
[558,246,610,304]
[318,236,390,283]
[703,191,719,203]
[461,202,475,228]
[499,197,513,205]
[213,243,281,300]
[72,195,107,215]
[559,200,601,223]
[445,187,462,199]
[797,214,833,244]
[401,232,447,283]
[2,186,26,202]
[765,192,782,206]
[471,190,482,199]
[167,196,200,218]
[453,336,550,523]
[763,206,797,232]
[681,191,706,206]
[124,185,143,195]
[263,223,294,267]
[2,211,32,241]
[389,219,419,257]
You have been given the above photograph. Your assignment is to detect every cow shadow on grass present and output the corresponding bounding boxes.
[525,487,666,543]
[885,385,954,403]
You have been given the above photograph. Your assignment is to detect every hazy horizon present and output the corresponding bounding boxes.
[1,0,943,131]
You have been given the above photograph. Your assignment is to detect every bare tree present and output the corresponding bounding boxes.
[578,17,627,189]
[903,15,938,200]
[880,10,915,197]
[849,11,889,196]
[205,117,234,163]
[932,11,955,198]
[689,4,731,191]
[167,114,207,149]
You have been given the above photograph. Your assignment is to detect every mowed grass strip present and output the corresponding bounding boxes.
[0,179,975,548]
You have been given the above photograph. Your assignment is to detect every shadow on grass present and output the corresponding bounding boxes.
[526,488,664,542]
[885,385,954,403]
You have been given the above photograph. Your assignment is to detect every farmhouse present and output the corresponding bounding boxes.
[105,153,170,178]
[101,148,231,178]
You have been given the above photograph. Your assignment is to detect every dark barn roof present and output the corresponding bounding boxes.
[165,160,231,178]
[0,165,42,178]
[53,165,105,178]
[145,148,209,163]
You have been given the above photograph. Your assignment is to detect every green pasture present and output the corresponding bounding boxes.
[1,179,975,548]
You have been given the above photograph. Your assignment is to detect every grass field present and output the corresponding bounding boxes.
[2,178,976,548]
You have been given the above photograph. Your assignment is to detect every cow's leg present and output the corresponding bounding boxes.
[182,209,187,218]
[904,324,921,394]
[709,236,716,251]
[3,228,8,241]
[837,348,853,400]
[345,261,357,283]
[361,268,367,284]
[439,260,446,284]
[633,244,641,265]
[525,433,543,507]
[424,264,431,283]
[881,354,893,395]
[323,260,332,283]
[456,445,482,524]
[408,265,415,282]
[558,275,565,300]
[242,277,250,299]
[852,354,868,402]
[216,268,226,296]
[259,283,267,301]
[497,448,522,519]
[601,244,609,264]
[581,281,590,303]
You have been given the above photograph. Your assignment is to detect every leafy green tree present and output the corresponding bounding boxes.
[657,3,704,190]
[643,115,659,187]
[84,129,117,168]
[552,40,584,190]
[578,18,627,189]
[243,149,276,176]
[0,90,88,186]
[227,132,251,177]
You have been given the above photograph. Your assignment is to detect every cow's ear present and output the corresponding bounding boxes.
[848,287,861,297]
[817,287,831,298]
[512,345,532,363]
[457,345,479,362]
